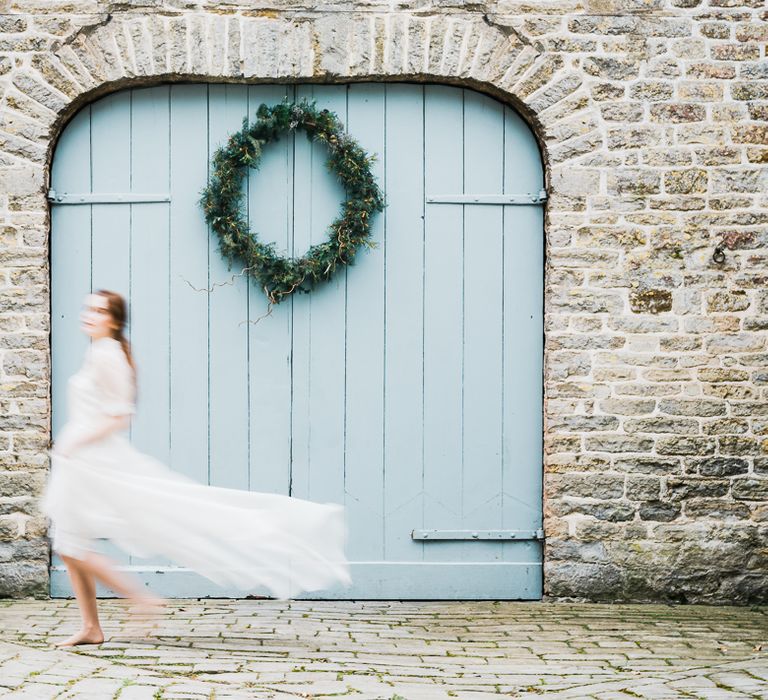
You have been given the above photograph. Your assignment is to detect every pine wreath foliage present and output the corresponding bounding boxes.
[200,100,385,304]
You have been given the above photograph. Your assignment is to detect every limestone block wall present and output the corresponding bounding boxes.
[0,0,766,602]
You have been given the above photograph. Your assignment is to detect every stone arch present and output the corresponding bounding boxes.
[4,12,600,192]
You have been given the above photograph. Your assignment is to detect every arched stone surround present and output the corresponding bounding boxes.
[18,13,584,161]
[1,3,766,603]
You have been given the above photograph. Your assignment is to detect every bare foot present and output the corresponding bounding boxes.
[124,595,166,638]
[54,628,104,647]
[130,594,166,618]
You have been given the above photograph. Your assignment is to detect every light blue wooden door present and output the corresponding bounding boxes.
[50,84,544,599]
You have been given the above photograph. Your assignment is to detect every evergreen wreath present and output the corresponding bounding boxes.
[200,100,385,305]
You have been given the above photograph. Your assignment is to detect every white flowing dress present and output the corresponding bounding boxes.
[41,336,351,600]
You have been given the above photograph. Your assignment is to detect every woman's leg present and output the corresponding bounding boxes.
[56,551,164,646]
[77,551,162,607]
[78,552,165,638]
[56,555,104,647]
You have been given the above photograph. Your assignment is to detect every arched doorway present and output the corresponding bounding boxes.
[50,83,545,599]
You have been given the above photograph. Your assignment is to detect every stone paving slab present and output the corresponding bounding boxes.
[0,600,766,699]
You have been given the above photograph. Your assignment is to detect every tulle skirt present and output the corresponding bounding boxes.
[40,434,351,600]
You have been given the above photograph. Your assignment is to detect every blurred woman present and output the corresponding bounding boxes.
[42,290,350,647]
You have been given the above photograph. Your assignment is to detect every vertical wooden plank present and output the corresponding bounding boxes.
[502,106,544,567]
[344,84,386,561]
[86,91,132,566]
[291,85,348,504]
[291,85,311,501]
[423,85,464,563]
[462,90,505,562]
[130,86,171,463]
[382,84,425,561]
[208,84,249,489]
[90,91,130,297]
[504,106,545,196]
[169,84,209,484]
[50,107,91,438]
[246,84,293,496]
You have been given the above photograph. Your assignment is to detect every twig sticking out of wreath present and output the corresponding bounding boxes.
[238,301,274,327]
[178,270,275,326]
[199,99,385,305]
[179,265,257,294]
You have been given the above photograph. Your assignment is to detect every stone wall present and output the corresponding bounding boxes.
[0,0,766,603]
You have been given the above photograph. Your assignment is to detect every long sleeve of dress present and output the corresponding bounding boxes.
[90,340,136,417]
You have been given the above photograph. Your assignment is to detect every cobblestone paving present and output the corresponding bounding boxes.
[0,600,766,699]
